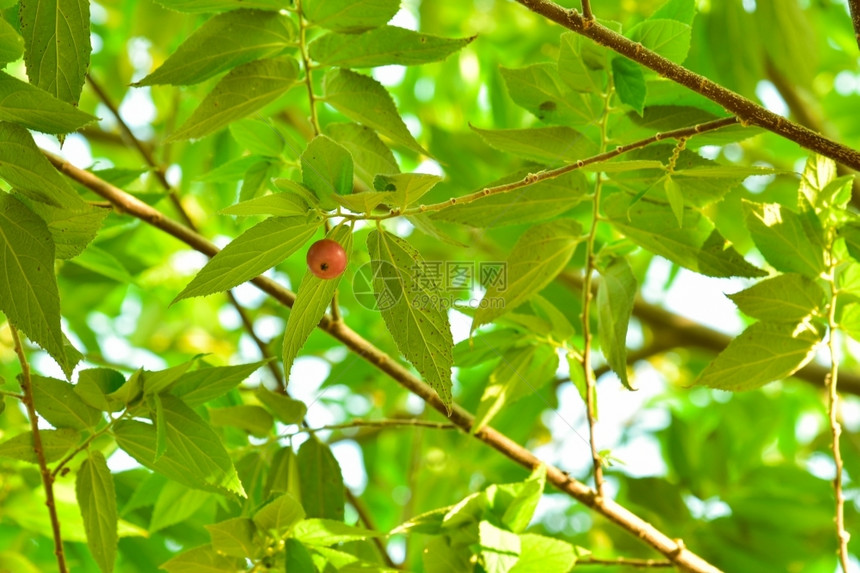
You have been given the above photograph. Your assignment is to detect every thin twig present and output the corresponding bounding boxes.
[10,326,68,573]
[850,0,860,50]
[577,556,673,568]
[43,151,724,573]
[0,389,24,399]
[345,489,400,569]
[297,0,322,135]
[581,0,593,22]
[514,1,860,171]
[278,419,457,438]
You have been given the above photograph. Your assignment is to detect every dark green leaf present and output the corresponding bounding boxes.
[596,258,637,390]
[373,172,442,210]
[0,19,24,66]
[76,451,117,573]
[627,19,692,63]
[500,63,597,125]
[33,375,102,430]
[297,437,344,520]
[208,405,273,437]
[0,72,97,133]
[557,32,607,93]
[255,390,308,425]
[471,125,599,164]
[303,0,400,32]
[24,201,108,260]
[612,58,646,115]
[324,122,400,189]
[302,135,354,208]
[0,429,79,464]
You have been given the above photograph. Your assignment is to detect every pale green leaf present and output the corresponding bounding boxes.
[0,19,24,66]
[694,322,822,391]
[20,0,91,105]
[664,176,684,226]
[292,519,385,546]
[76,451,117,573]
[70,246,134,284]
[297,437,344,520]
[500,63,598,125]
[0,429,79,464]
[612,57,646,114]
[799,154,838,208]
[424,536,473,573]
[32,375,102,430]
[23,201,108,259]
[472,220,583,331]
[332,190,396,213]
[74,369,124,412]
[135,10,296,86]
[479,520,521,573]
[169,360,271,407]
[324,122,399,189]
[220,192,310,217]
[309,26,474,68]
[229,118,285,157]
[471,125,599,164]
[208,405,273,437]
[652,0,697,25]
[373,172,442,210]
[367,230,454,411]
[174,215,321,301]
[496,465,547,533]
[530,295,576,340]
[302,135,354,208]
[168,57,300,140]
[509,534,576,573]
[141,359,198,396]
[744,200,826,278]
[150,482,213,532]
[253,493,305,534]
[453,328,522,368]
[160,545,244,573]
[153,0,289,12]
[628,19,692,63]
[282,225,352,376]
[205,517,258,558]
[303,0,400,32]
[255,389,308,425]
[323,68,428,155]
[728,273,825,322]
[596,258,637,390]
[407,212,467,247]
[839,303,860,342]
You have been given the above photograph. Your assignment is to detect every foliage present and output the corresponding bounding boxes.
[0,0,858,572]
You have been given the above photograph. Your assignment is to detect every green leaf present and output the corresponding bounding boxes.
[471,125,599,164]
[0,123,87,208]
[495,465,547,533]
[500,63,598,125]
[454,328,522,368]
[208,405,273,437]
[373,172,442,210]
[303,0,400,32]
[0,19,24,66]
[509,534,577,573]
[611,58,646,115]
[0,195,71,373]
[694,322,822,391]
[332,190,396,213]
[841,221,860,262]
[169,360,270,407]
[0,429,79,464]
[0,72,98,134]
[20,0,91,105]
[799,154,837,208]
[323,68,428,156]
[229,118,285,157]
[479,520,521,573]
[472,220,583,331]
[153,0,290,12]
[603,192,765,278]
[324,122,399,189]
[135,10,296,86]
[743,200,826,278]
[74,369,125,412]
[284,539,318,572]
[160,545,244,573]
[628,19,692,64]
[431,170,588,228]
[114,397,245,496]
[150,481,213,532]
[220,192,310,217]
[839,303,860,341]
[530,295,576,340]
[255,389,308,425]
[597,258,638,390]
[728,274,825,322]
[141,359,198,396]
[472,344,558,432]
[76,451,117,573]
[407,212,467,247]
[32,375,102,430]
[424,536,473,573]
[652,0,697,24]
[70,246,134,284]
[173,215,321,301]
[309,26,474,68]
[168,57,300,141]
[23,201,108,260]
[558,32,607,94]
[253,493,305,534]
[367,230,455,411]
[297,437,344,520]
[293,519,385,546]
[664,176,684,227]
[282,225,352,376]
[205,517,258,558]
[302,135,354,208]
[264,447,301,500]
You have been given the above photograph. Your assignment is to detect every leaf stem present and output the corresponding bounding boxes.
[0,389,24,399]
[297,0,322,136]
[580,0,593,23]
[10,326,68,573]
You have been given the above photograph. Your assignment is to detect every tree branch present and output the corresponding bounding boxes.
[850,0,860,50]
[513,1,860,172]
[577,556,673,568]
[44,151,724,573]
[10,327,68,573]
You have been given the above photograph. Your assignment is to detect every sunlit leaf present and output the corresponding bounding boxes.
[596,258,638,390]
[76,451,117,573]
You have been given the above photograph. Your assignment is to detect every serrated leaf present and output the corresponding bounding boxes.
[0,195,71,372]
[174,215,321,301]
[479,520,521,573]
[150,481,213,532]
[431,170,588,228]
[32,375,102,430]
[24,201,108,260]
[471,125,598,164]
[309,26,473,68]
[367,230,454,411]
[255,389,307,425]
[628,19,692,63]
[135,10,296,86]
[799,154,837,207]
[695,322,822,391]
[169,360,270,407]
[302,135,354,208]
[373,172,441,210]
[208,405,273,437]
[0,123,87,208]
[153,0,289,12]
[20,0,90,105]
[293,519,385,546]
[0,19,24,66]
[612,58,646,115]
[472,220,583,331]
[220,192,309,217]
[597,258,637,390]
[253,493,304,534]
[604,192,765,278]
[652,0,697,24]
[114,397,245,496]
[743,200,826,278]
[205,517,257,558]
[229,118,285,157]
[297,437,344,520]
[0,429,79,464]
[324,122,399,189]
[0,72,97,134]
[664,176,684,226]
[168,57,300,141]
[160,545,244,573]
[558,32,606,93]
[282,225,352,376]
[76,451,117,573]
[728,273,825,322]
[303,0,400,32]
[509,534,576,573]
[500,63,597,125]
[323,68,428,156]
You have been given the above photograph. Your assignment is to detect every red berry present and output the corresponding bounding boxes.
[307,239,347,279]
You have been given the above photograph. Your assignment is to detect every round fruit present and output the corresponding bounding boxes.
[307,239,347,279]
